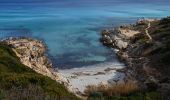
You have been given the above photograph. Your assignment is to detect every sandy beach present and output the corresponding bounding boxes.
[59,62,126,95]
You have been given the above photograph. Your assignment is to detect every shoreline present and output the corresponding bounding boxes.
[3,17,165,97]
[59,62,126,95]
[2,17,170,98]
[100,18,157,81]
[100,18,170,97]
[1,37,128,97]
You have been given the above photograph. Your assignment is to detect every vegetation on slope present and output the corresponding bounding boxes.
[86,81,162,100]
[130,17,170,76]
[0,43,80,100]
[88,91,162,100]
[90,17,170,100]
[85,81,139,96]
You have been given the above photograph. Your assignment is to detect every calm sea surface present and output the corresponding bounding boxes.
[0,0,170,69]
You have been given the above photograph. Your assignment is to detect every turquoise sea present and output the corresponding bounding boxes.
[0,0,170,69]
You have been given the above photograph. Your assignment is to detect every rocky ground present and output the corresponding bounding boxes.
[100,18,170,99]
[2,37,63,82]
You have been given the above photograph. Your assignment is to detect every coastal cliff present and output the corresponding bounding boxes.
[100,17,170,99]
[2,38,63,82]
[0,40,80,100]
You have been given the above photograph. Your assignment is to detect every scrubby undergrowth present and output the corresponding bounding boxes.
[0,43,80,100]
[85,81,139,96]
[85,81,163,100]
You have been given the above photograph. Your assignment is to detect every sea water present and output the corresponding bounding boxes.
[0,0,170,69]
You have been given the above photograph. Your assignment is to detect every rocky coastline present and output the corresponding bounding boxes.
[100,18,170,98]
[0,37,80,100]
[1,37,127,98]
[2,17,170,99]
[2,37,63,82]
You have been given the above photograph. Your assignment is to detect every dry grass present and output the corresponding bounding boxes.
[84,80,140,96]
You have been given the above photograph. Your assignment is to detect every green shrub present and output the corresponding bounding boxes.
[145,92,162,100]
[0,43,80,100]
[88,91,163,100]
[161,52,170,64]
[0,90,5,100]
[160,17,170,25]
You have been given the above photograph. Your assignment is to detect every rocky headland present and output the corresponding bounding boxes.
[0,37,80,100]
[100,17,170,99]
[2,37,63,82]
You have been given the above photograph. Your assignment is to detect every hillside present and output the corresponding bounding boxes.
[96,17,170,100]
[0,43,80,100]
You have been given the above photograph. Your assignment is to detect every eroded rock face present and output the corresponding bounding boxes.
[3,38,62,81]
[101,27,139,50]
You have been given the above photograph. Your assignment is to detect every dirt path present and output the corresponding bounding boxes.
[145,22,152,40]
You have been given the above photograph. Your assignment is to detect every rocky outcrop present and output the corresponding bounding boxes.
[101,27,139,50]
[100,18,170,98]
[3,37,63,82]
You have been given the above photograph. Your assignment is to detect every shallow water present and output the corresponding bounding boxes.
[0,0,170,69]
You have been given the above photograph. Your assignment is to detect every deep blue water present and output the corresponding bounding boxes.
[0,0,170,69]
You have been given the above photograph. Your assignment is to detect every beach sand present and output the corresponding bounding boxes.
[59,62,126,95]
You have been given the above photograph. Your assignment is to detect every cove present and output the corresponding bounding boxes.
[0,0,170,69]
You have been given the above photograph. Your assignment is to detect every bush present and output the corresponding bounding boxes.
[0,43,80,100]
[130,33,148,44]
[160,17,170,25]
[88,92,163,100]
[0,90,5,100]
[85,80,139,97]
[161,52,170,64]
